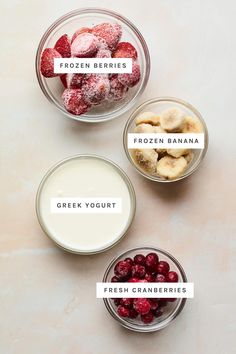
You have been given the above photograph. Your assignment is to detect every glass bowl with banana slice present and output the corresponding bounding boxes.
[123,97,208,182]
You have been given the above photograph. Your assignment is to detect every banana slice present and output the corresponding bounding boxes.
[135,112,161,126]
[167,148,189,158]
[134,123,156,133]
[160,107,185,132]
[182,116,203,133]
[156,156,187,180]
[184,151,194,164]
[134,149,158,174]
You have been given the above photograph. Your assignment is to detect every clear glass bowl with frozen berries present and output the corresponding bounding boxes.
[36,8,150,122]
[123,97,209,182]
[103,247,187,332]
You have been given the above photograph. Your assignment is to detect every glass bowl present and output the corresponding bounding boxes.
[123,97,209,182]
[35,8,150,123]
[103,247,187,332]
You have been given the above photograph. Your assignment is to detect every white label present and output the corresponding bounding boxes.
[54,58,132,74]
[128,133,204,149]
[50,198,122,214]
[96,282,194,298]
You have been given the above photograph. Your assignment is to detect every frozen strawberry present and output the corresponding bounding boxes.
[54,34,71,58]
[108,75,128,101]
[71,27,92,43]
[92,22,122,50]
[82,74,110,105]
[60,74,67,88]
[71,33,98,58]
[40,48,61,78]
[66,73,84,89]
[96,49,111,58]
[62,88,90,115]
[118,61,141,87]
[96,36,109,50]
[112,42,138,60]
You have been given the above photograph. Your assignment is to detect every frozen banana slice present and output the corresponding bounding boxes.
[135,149,158,174]
[160,107,185,132]
[135,112,161,126]
[134,123,156,133]
[184,151,194,164]
[167,148,189,158]
[156,156,187,180]
[182,116,203,133]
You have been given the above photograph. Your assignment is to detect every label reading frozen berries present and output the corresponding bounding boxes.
[128,133,205,149]
[96,283,194,298]
[54,58,132,74]
[50,197,122,214]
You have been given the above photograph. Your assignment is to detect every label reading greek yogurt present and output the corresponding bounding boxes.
[50,197,122,214]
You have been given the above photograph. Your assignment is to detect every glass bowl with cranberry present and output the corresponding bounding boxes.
[103,247,187,332]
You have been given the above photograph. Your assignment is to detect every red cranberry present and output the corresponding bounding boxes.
[148,299,159,310]
[128,277,139,283]
[152,309,163,318]
[145,273,155,282]
[111,276,119,283]
[133,298,151,315]
[132,264,146,278]
[138,279,148,283]
[120,298,133,308]
[134,254,146,265]
[166,271,179,282]
[156,261,170,275]
[168,298,177,302]
[124,257,134,266]
[145,253,159,270]
[114,261,132,279]
[129,308,138,319]
[117,305,130,317]
[141,312,154,324]
[155,274,166,282]
[113,298,120,307]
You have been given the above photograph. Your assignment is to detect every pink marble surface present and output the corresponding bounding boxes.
[1,0,236,353]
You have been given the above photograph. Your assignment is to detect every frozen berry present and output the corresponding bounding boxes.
[71,33,98,58]
[141,312,154,324]
[133,298,151,315]
[60,74,67,88]
[129,308,138,319]
[145,253,159,270]
[134,254,146,265]
[82,74,110,105]
[92,22,122,50]
[96,36,109,50]
[40,48,61,78]
[54,34,71,58]
[128,277,139,283]
[71,27,91,43]
[118,61,141,87]
[132,264,146,278]
[148,299,159,310]
[152,309,163,318]
[96,49,111,58]
[113,298,120,306]
[120,298,133,308]
[62,89,90,115]
[124,257,134,266]
[114,260,132,279]
[166,271,179,283]
[156,261,170,275]
[112,42,137,60]
[111,276,119,283]
[66,73,84,89]
[117,305,129,317]
[108,75,128,101]
[155,274,166,282]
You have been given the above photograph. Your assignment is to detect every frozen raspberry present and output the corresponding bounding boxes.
[133,298,151,315]
[71,27,92,43]
[40,48,61,78]
[145,273,155,282]
[124,257,134,266]
[117,305,129,317]
[152,309,163,318]
[92,22,122,50]
[155,274,166,282]
[141,312,154,324]
[166,271,179,283]
[120,298,133,308]
[129,308,138,319]
[66,73,84,89]
[108,75,128,101]
[60,74,67,88]
[112,42,138,60]
[128,277,139,283]
[113,298,120,306]
[134,254,146,266]
[156,261,170,275]
[82,74,110,105]
[148,299,159,310]
[114,260,132,279]
[132,264,146,278]
[118,61,141,87]
[71,33,98,58]
[145,253,159,271]
[54,34,71,58]
[96,49,111,58]
[111,276,119,283]
[62,89,90,115]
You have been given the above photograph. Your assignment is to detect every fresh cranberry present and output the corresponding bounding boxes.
[145,253,159,271]
[114,261,132,279]
[148,299,159,310]
[111,276,119,283]
[128,277,139,283]
[155,274,166,282]
[158,299,168,307]
[117,305,130,317]
[120,298,133,308]
[134,254,146,265]
[168,298,177,302]
[129,308,138,319]
[138,279,148,283]
[133,298,151,315]
[152,309,163,318]
[156,261,170,275]
[141,312,154,324]
[145,273,155,282]
[124,257,134,266]
[132,264,146,278]
[113,298,120,307]
[166,271,179,282]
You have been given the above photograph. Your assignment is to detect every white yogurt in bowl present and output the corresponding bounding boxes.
[36,155,136,254]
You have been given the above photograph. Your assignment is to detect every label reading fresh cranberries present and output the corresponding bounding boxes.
[54,58,132,74]
[96,283,194,298]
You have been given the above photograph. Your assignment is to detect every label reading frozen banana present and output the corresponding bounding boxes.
[128,133,204,149]
[50,198,122,214]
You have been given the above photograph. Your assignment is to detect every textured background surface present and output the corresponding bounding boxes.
[1,0,236,353]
